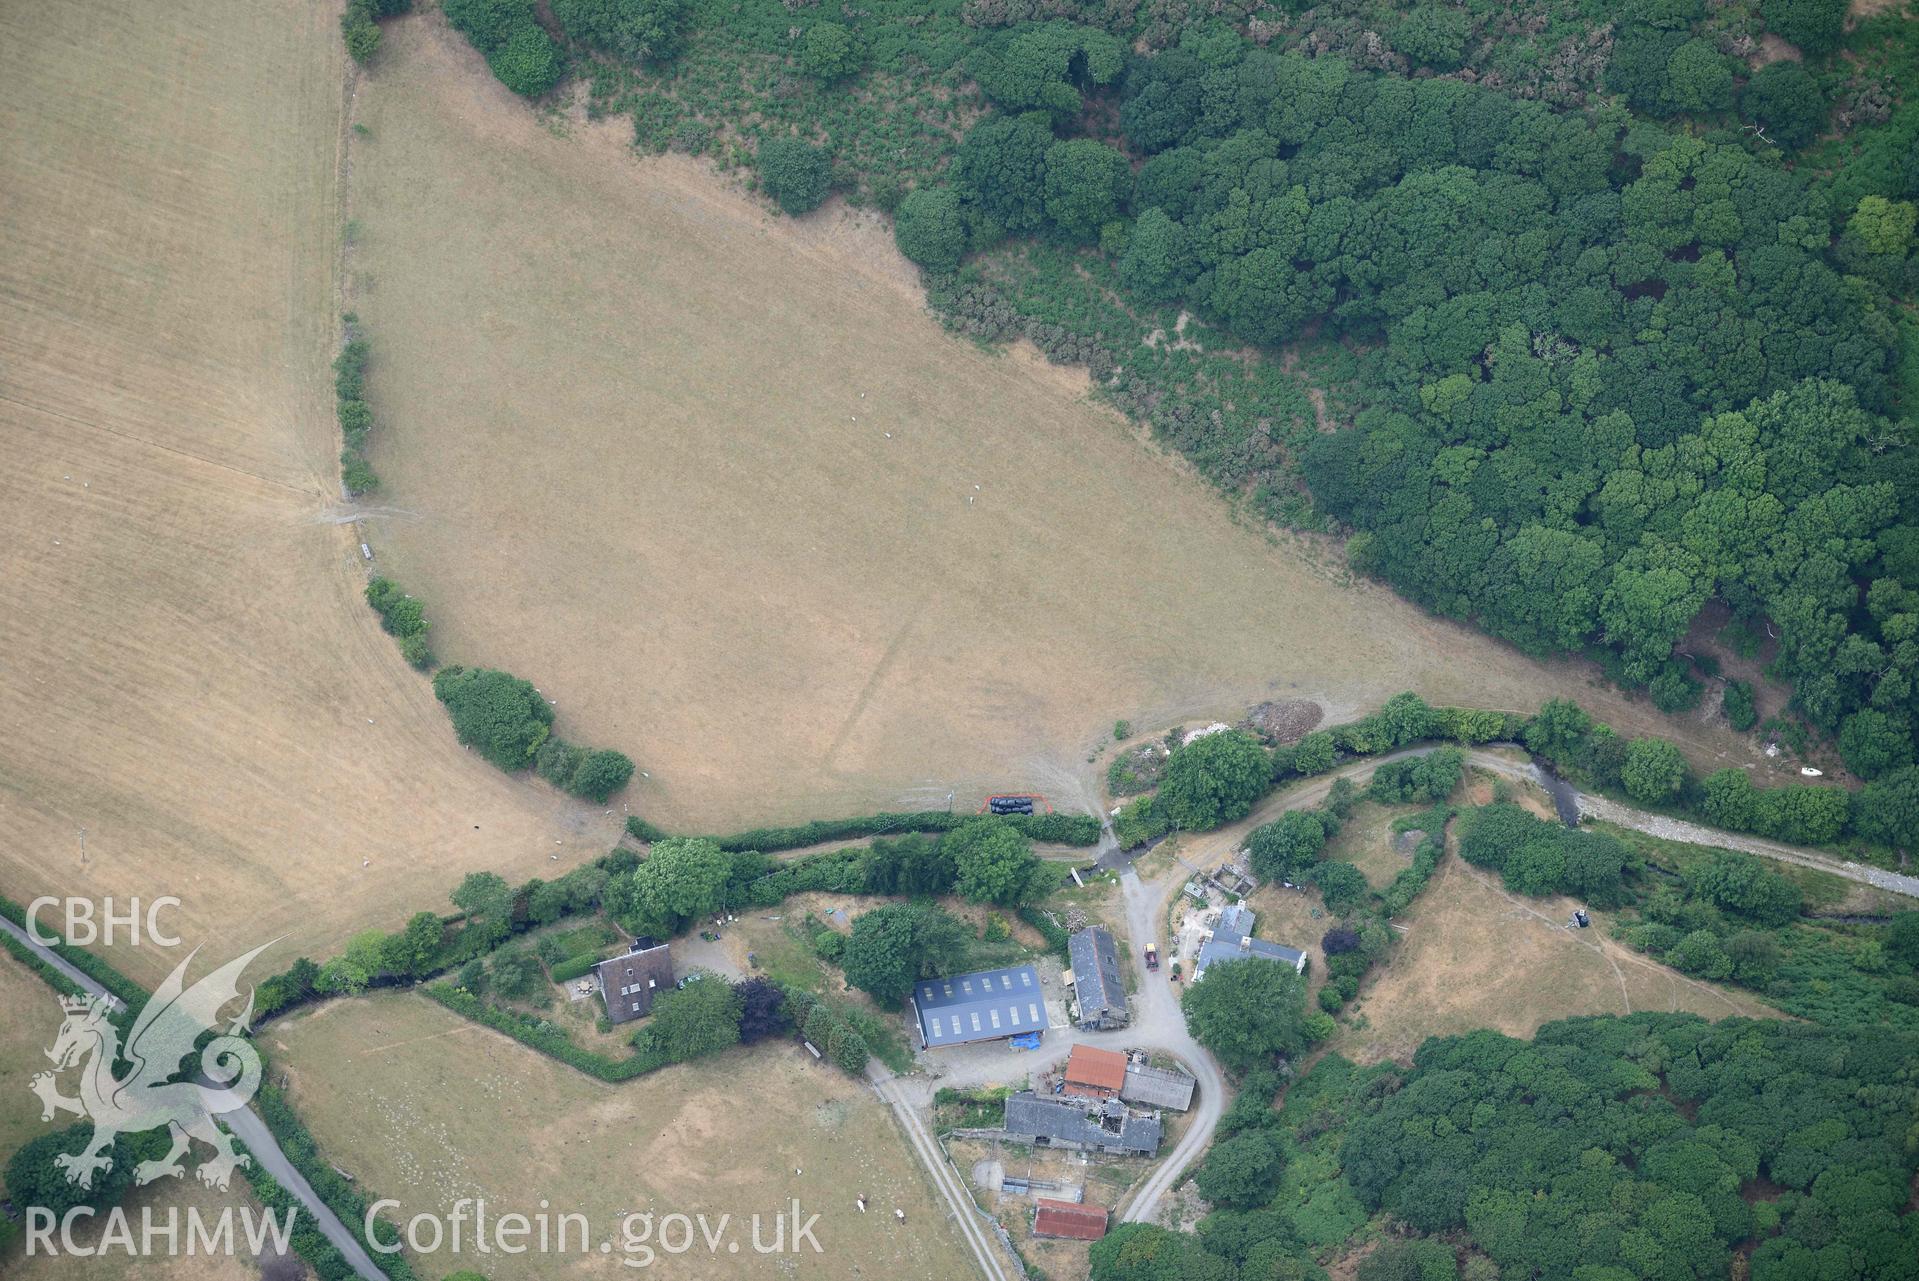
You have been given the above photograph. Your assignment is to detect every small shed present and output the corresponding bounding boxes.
[1033,1199,1108,1241]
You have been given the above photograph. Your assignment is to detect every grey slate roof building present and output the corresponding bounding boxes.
[597,944,673,1024]
[1121,1063,1197,1112]
[1067,926,1129,1030]
[911,964,1046,1049]
[1194,904,1306,980]
[1002,1092,1162,1156]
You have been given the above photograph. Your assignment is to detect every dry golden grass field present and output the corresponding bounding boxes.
[0,0,619,985]
[1333,854,1777,1064]
[345,13,1764,834]
[269,991,974,1280]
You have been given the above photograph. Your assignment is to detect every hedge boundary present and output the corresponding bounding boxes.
[422,981,668,1081]
[679,809,1102,852]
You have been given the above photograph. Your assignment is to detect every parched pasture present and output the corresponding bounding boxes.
[0,0,618,986]
[1332,852,1777,1065]
[268,991,973,1280]
[345,14,1765,835]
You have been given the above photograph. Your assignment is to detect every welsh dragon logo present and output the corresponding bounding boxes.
[30,942,272,1192]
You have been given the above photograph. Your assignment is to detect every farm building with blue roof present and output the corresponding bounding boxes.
[911,964,1047,1048]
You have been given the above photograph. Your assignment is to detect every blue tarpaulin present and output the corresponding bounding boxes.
[1009,1032,1043,1050]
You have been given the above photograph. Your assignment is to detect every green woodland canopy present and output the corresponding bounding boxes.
[1094,1015,1919,1281]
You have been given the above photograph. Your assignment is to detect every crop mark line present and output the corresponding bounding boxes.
[822,610,920,770]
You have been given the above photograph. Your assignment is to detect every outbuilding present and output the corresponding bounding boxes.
[1067,926,1129,1030]
[1062,1044,1128,1100]
[1002,1092,1161,1156]
[1121,1063,1197,1112]
[1033,1199,1108,1241]
[911,964,1046,1049]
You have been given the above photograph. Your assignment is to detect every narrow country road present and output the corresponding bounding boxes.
[1573,790,1919,898]
[0,915,126,1008]
[1,915,388,1281]
[870,1065,1014,1281]
[1190,745,1919,901]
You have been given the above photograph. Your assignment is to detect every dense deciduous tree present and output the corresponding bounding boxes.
[1195,1131,1285,1209]
[946,819,1049,905]
[638,973,743,1061]
[1760,0,1848,55]
[1739,63,1827,149]
[569,748,636,801]
[1246,810,1330,883]
[552,0,691,62]
[734,976,789,1041]
[841,902,970,1006]
[1158,731,1272,830]
[953,111,1055,237]
[968,22,1122,118]
[452,871,515,945]
[432,666,553,769]
[894,186,969,273]
[1042,138,1131,242]
[757,137,831,215]
[1622,737,1688,803]
[1182,956,1313,1072]
[626,837,732,932]
[798,21,859,81]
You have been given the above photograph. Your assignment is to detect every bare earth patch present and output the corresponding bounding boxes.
[1245,699,1324,744]
[1322,802,1424,891]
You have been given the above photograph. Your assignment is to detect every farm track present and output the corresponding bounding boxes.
[1575,792,1919,898]
[870,1068,1014,1281]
